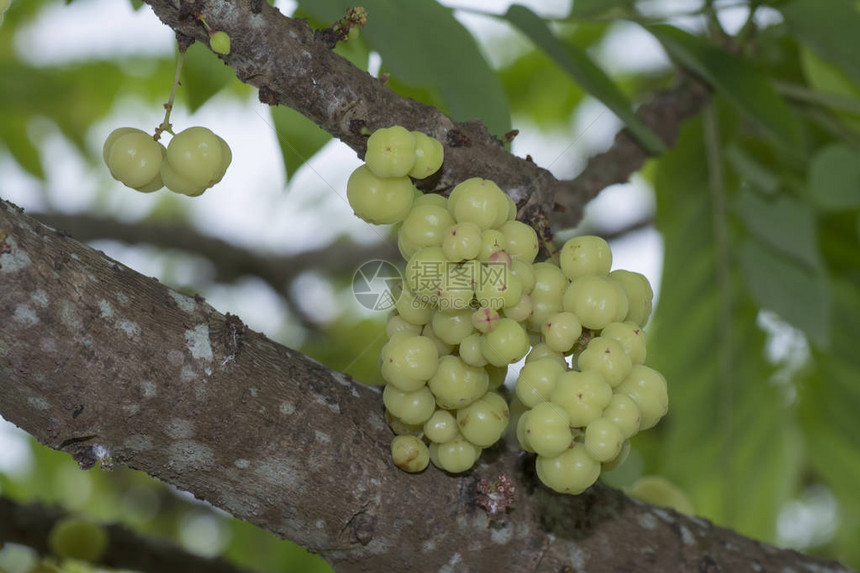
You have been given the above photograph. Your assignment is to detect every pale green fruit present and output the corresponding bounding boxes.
[132,142,167,192]
[394,286,433,326]
[413,192,448,209]
[447,178,503,230]
[210,30,231,55]
[48,517,109,562]
[485,364,508,390]
[626,476,694,515]
[516,410,534,452]
[432,434,480,473]
[428,355,489,409]
[499,220,539,263]
[385,410,424,436]
[505,194,518,221]
[165,126,224,188]
[472,307,500,334]
[398,229,420,260]
[456,393,509,447]
[536,444,601,494]
[522,402,572,457]
[515,358,565,408]
[400,203,455,249]
[458,333,488,367]
[511,259,535,293]
[559,235,612,280]
[617,365,668,430]
[602,393,641,439]
[531,261,568,299]
[365,125,416,178]
[380,334,439,390]
[475,264,522,310]
[527,291,565,332]
[442,221,482,261]
[212,135,232,184]
[434,262,475,311]
[103,127,146,164]
[504,293,533,323]
[421,323,455,356]
[550,370,613,428]
[577,337,632,388]
[107,132,164,189]
[161,158,206,196]
[480,318,529,367]
[602,439,631,472]
[609,270,654,327]
[542,311,583,354]
[584,417,624,462]
[386,313,423,338]
[404,247,447,297]
[525,342,568,369]
[431,308,474,345]
[409,131,444,178]
[347,165,414,224]
[383,385,436,425]
[477,229,507,262]
[601,321,647,365]
[562,275,621,331]
[391,435,429,473]
[423,409,459,443]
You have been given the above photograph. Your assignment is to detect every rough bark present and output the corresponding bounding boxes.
[2,201,853,573]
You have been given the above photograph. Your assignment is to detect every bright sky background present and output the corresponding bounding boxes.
[1,0,823,554]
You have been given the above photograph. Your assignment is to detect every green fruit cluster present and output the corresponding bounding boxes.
[351,126,667,491]
[48,516,109,562]
[103,126,231,197]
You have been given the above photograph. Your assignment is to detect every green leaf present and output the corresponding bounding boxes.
[736,189,821,269]
[129,0,144,9]
[505,5,666,154]
[808,144,860,211]
[648,116,796,542]
[648,25,803,154]
[0,117,44,179]
[270,105,332,182]
[725,142,782,195]
[779,0,860,86]
[739,239,830,347]
[569,0,636,18]
[181,41,236,112]
[296,0,510,137]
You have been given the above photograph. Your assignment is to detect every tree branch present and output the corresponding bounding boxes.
[553,76,711,228]
[30,212,397,291]
[0,496,255,573]
[1,200,851,572]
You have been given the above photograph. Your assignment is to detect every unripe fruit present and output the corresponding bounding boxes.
[522,401,572,457]
[210,31,231,55]
[457,393,509,447]
[626,476,694,515]
[424,409,459,444]
[365,125,416,178]
[106,132,163,189]
[391,435,429,473]
[165,126,224,188]
[447,178,503,230]
[499,220,539,263]
[480,318,529,367]
[383,385,436,425]
[432,434,480,473]
[536,444,601,494]
[559,235,612,279]
[409,131,444,179]
[48,517,109,562]
[347,165,414,224]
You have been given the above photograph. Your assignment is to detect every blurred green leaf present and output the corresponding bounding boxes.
[725,142,782,195]
[779,0,860,86]
[181,41,236,113]
[739,239,830,347]
[569,0,636,18]
[649,116,796,542]
[736,189,821,268]
[799,276,860,565]
[297,0,510,137]
[648,25,803,154]
[0,117,44,179]
[130,0,144,9]
[270,105,332,182]
[505,5,666,154]
[808,144,860,211]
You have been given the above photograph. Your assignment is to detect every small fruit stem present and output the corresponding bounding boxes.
[156,49,186,140]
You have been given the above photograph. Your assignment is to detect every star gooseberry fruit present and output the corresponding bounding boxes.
[48,517,109,562]
[161,126,232,197]
[210,31,231,55]
[103,128,165,191]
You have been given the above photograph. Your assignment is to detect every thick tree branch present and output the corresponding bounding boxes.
[30,212,397,289]
[2,200,851,573]
[553,76,711,228]
[0,496,255,573]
